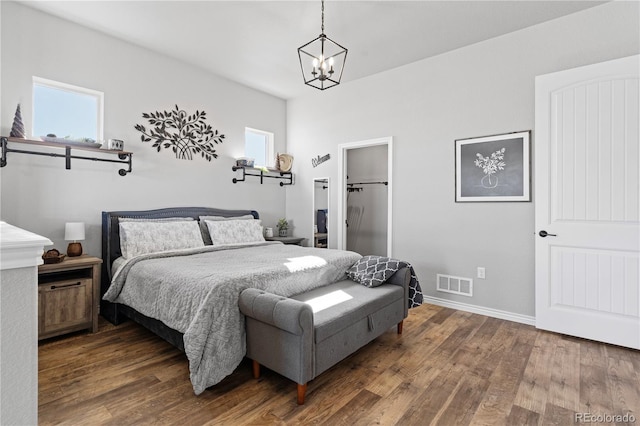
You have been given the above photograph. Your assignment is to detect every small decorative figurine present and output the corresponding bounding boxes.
[10,104,26,138]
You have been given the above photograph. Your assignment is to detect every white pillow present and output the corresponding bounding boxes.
[198,214,255,245]
[205,219,265,246]
[119,220,204,259]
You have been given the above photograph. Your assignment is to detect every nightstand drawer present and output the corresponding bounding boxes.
[38,277,92,339]
[37,255,102,340]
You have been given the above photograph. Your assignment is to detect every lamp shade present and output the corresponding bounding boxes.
[64,222,85,242]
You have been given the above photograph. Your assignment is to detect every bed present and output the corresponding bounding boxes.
[100,206,363,394]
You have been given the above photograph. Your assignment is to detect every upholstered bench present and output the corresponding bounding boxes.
[238,267,410,404]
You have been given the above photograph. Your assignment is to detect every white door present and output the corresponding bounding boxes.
[535,55,640,349]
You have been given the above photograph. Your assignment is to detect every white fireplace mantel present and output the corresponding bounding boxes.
[0,221,52,270]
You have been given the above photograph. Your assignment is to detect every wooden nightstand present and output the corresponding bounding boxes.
[265,236,305,245]
[37,255,102,340]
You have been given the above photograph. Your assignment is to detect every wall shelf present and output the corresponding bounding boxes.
[1,136,132,176]
[232,166,292,186]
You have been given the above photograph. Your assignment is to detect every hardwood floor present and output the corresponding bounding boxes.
[38,304,640,425]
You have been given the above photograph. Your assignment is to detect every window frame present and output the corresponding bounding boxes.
[32,76,104,142]
[245,127,275,168]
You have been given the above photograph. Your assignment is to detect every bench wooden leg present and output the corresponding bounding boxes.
[397,320,403,335]
[252,360,260,379]
[297,383,307,405]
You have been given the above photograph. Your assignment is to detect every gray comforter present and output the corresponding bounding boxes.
[103,241,361,394]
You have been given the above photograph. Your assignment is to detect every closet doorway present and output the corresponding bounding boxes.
[338,137,393,256]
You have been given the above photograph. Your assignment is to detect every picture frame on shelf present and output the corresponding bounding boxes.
[455,131,531,202]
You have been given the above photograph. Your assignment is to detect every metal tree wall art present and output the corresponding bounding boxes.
[134,105,224,161]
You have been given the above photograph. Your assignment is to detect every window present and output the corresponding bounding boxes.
[33,77,104,142]
[245,127,274,168]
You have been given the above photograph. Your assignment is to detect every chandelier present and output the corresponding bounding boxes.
[297,0,348,90]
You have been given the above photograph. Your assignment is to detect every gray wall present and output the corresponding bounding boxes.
[286,1,640,317]
[0,2,288,256]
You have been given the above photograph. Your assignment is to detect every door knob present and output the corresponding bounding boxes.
[538,230,557,237]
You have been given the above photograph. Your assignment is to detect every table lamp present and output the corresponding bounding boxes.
[65,222,85,257]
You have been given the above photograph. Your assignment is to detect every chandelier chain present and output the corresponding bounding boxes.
[321,0,325,34]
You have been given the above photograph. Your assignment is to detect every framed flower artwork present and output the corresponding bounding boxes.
[455,131,531,202]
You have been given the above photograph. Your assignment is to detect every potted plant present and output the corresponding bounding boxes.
[277,218,288,237]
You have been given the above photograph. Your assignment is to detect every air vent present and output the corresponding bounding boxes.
[437,274,473,297]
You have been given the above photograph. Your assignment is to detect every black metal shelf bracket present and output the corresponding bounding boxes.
[0,137,7,168]
[1,136,132,176]
[232,166,293,186]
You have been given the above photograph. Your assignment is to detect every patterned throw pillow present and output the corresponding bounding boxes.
[119,220,204,259]
[346,256,402,287]
[205,219,265,246]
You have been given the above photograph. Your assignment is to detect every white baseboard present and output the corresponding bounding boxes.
[423,295,536,326]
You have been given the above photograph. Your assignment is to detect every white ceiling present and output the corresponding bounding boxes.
[20,1,605,100]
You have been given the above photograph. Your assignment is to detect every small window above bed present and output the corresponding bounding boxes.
[245,127,274,168]
[32,77,104,142]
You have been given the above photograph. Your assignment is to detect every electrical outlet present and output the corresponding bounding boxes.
[477,267,486,279]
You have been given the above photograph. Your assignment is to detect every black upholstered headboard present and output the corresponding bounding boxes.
[100,207,259,322]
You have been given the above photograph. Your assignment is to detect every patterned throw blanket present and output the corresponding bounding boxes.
[104,242,361,395]
[346,255,424,308]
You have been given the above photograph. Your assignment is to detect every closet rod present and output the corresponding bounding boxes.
[347,181,388,186]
